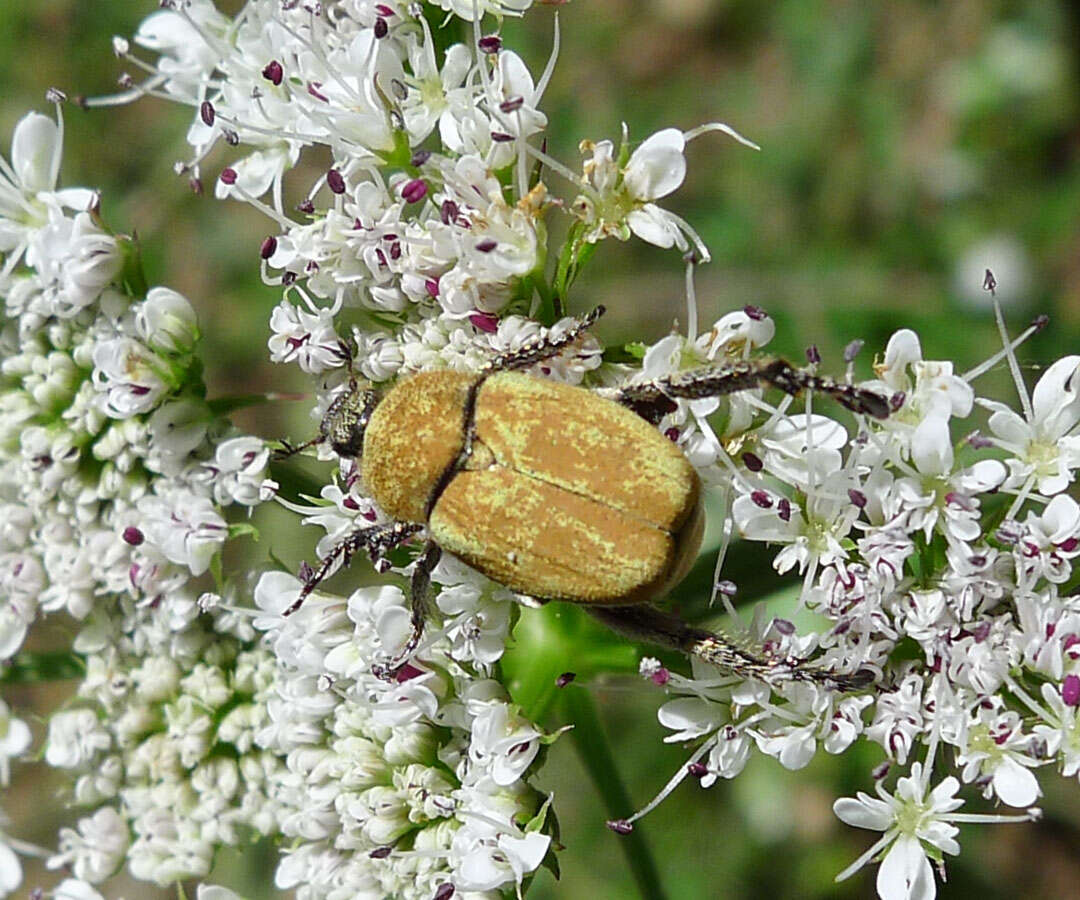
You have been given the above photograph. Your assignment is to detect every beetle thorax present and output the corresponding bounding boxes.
[360,370,477,522]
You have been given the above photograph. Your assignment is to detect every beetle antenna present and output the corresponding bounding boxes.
[273,434,325,460]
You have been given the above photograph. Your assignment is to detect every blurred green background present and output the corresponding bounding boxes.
[3,0,1080,898]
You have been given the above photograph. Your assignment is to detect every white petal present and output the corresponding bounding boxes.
[956,459,1006,493]
[624,128,686,200]
[53,188,97,211]
[877,835,935,900]
[833,795,894,831]
[0,611,28,661]
[11,112,58,194]
[197,887,244,900]
[1031,355,1080,437]
[55,881,106,900]
[498,831,551,876]
[987,408,1031,448]
[991,755,1041,807]
[626,205,682,250]
[1042,494,1080,541]
[0,842,21,892]
[911,414,952,476]
[881,330,922,387]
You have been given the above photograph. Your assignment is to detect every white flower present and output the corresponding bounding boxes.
[47,806,130,884]
[834,763,961,900]
[201,436,274,506]
[25,210,121,317]
[954,708,1041,807]
[867,675,925,764]
[575,128,705,257]
[137,491,228,576]
[467,700,542,786]
[694,308,776,360]
[886,413,1005,543]
[834,760,1037,900]
[0,111,95,259]
[1032,679,1080,778]
[981,355,1080,495]
[0,700,31,785]
[267,301,344,374]
[45,709,111,769]
[401,39,474,144]
[91,337,172,418]
[136,287,198,353]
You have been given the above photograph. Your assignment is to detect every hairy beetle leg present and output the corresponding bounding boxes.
[284,521,423,617]
[588,604,874,692]
[372,541,442,681]
[609,358,890,425]
[482,305,605,374]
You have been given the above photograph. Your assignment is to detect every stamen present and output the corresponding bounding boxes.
[523,143,595,200]
[962,314,1046,382]
[683,121,761,151]
[534,12,560,104]
[619,738,716,827]
[991,292,1034,422]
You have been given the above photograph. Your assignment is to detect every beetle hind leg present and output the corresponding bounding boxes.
[588,604,873,692]
[609,358,890,424]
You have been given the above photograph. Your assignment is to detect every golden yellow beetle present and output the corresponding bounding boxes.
[282,308,887,689]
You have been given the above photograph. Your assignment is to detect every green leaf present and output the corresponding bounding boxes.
[117,233,148,297]
[524,791,554,834]
[501,603,639,722]
[228,522,260,541]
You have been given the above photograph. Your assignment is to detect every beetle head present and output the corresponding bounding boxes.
[321,378,381,459]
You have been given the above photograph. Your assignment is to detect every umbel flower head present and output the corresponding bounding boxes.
[0,2,1076,900]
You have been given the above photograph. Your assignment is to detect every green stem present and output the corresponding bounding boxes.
[558,687,667,900]
[207,392,289,415]
[530,271,560,326]
[0,650,84,684]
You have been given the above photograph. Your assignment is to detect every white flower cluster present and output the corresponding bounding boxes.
[0,106,281,895]
[1,1,1074,899]
[634,316,1077,897]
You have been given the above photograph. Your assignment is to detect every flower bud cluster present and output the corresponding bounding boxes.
[45,632,285,886]
[0,107,278,892]
[252,569,552,899]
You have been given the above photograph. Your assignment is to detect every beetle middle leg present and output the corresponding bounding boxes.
[284,520,423,616]
[588,604,873,691]
[608,358,890,424]
[371,540,442,681]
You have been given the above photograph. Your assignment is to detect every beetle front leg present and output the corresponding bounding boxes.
[284,520,423,616]
[588,604,873,692]
[607,358,890,424]
[482,305,605,374]
[372,540,442,681]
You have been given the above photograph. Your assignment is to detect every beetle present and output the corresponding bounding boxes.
[280,308,889,689]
